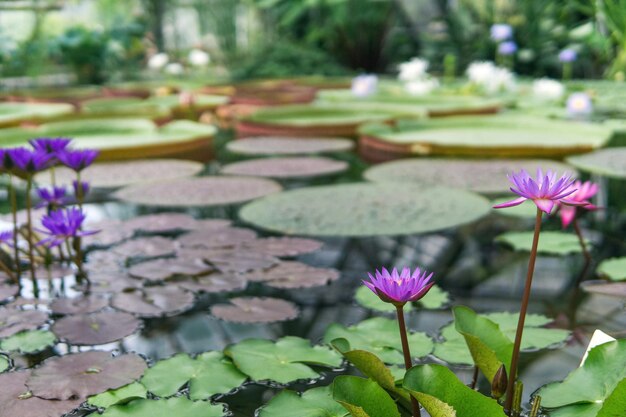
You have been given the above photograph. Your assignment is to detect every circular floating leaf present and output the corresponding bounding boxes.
[197,249,279,273]
[364,158,575,194]
[26,351,147,401]
[128,258,213,282]
[566,148,626,178]
[111,287,195,318]
[122,213,199,234]
[175,272,247,294]
[114,176,282,207]
[243,261,339,289]
[87,382,148,409]
[241,237,323,257]
[84,219,135,248]
[0,355,9,373]
[220,157,348,179]
[52,311,141,345]
[581,281,626,298]
[258,386,347,417]
[101,397,226,417]
[88,273,142,295]
[0,330,56,354]
[0,308,48,338]
[227,137,354,156]
[49,295,109,315]
[35,159,204,189]
[323,317,433,365]
[496,231,588,255]
[240,183,491,237]
[0,102,74,127]
[354,285,449,312]
[178,227,257,250]
[224,336,342,384]
[211,297,298,323]
[0,371,82,416]
[597,257,626,281]
[0,283,19,303]
[140,351,247,400]
[112,237,176,261]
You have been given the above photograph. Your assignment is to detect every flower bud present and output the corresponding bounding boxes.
[491,364,508,399]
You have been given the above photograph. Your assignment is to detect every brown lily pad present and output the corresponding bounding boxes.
[112,237,176,260]
[195,219,233,230]
[88,272,142,294]
[122,213,199,234]
[0,309,48,338]
[176,272,248,294]
[52,311,141,346]
[26,351,147,401]
[49,295,109,315]
[581,281,626,298]
[243,261,340,289]
[242,237,323,257]
[0,371,82,417]
[113,176,282,207]
[227,136,354,156]
[0,283,19,303]
[35,159,205,189]
[220,157,348,179]
[210,297,299,323]
[128,258,213,282]
[111,287,195,318]
[199,249,279,273]
[178,227,257,250]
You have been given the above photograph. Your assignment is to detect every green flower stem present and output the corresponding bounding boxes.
[504,208,543,414]
[72,237,87,286]
[563,63,572,81]
[395,304,421,417]
[24,178,39,297]
[8,177,21,283]
[76,171,83,208]
[572,218,591,267]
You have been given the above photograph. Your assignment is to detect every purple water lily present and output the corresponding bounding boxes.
[491,24,513,42]
[0,230,13,246]
[36,186,67,209]
[7,147,52,175]
[363,267,434,306]
[498,41,518,56]
[558,48,577,63]
[557,180,598,228]
[73,180,90,199]
[493,169,585,214]
[38,208,98,247]
[29,138,72,155]
[57,149,99,172]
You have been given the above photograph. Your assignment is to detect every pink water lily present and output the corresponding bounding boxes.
[557,180,598,227]
[363,267,434,306]
[493,169,586,214]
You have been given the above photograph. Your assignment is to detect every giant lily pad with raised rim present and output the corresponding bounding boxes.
[240,183,490,237]
[258,386,348,417]
[210,297,298,323]
[566,148,626,178]
[114,176,282,207]
[363,158,576,195]
[101,397,227,417]
[220,157,349,179]
[496,231,588,255]
[227,137,354,156]
[52,311,141,345]
[0,102,74,127]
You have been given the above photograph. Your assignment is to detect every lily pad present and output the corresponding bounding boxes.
[566,148,626,179]
[220,157,349,179]
[178,227,257,250]
[0,355,9,373]
[496,231,588,255]
[83,219,135,248]
[241,237,323,257]
[323,317,433,365]
[354,285,449,312]
[0,330,56,354]
[363,158,575,195]
[101,397,226,417]
[122,213,200,234]
[0,102,74,127]
[176,272,248,294]
[128,258,213,282]
[26,351,147,400]
[210,297,298,323]
[112,237,177,261]
[52,311,141,345]
[333,375,401,417]
[227,137,354,156]
[49,295,109,315]
[114,176,282,207]
[87,382,148,409]
[111,287,195,318]
[258,386,348,417]
[240,183,491,237]
[199,249,279,273]
[0,283,19,303]
[224,336,342,384]
[242,261,340,288]
[597,257,626,281]
[491,197,539,218]
[581,281,626,298]
[140,351,247,399]
[0,308,48,338]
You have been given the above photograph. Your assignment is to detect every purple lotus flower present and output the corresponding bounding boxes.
[363,267,434,306]
[57,149,99,172]
[498,41,517,56]
[491,24,513,42]
[73,180,90,198]
[558,49,577,63]
[38,207,98,247]
[29,138,72,155]
[351,74,378,97]
[0,230,13,246]
[557,180,598,227]
[36,186,67,209]
[7,147,53,175]
[493,169,588,214]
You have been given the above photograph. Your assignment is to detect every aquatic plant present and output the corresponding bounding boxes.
[559,48,577,80]
[351,74,378,97]
[566,92,593,119]
[490,24,513,42]
[36,186,67,210]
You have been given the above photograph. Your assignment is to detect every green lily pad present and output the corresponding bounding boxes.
[101,397,226,417]
[566,148,626,179]
[333,375,401,417]
[87,382,148,409]
[537,339,626,416]
[258,386,348,417]
[491,197,539,218]
[0,102,74,127]
[226,137,354,156]
[403,364,507,417]
[0,330,56,354]
[140,351,247,399]
[81,97,171,119]
[496,231,588,255]
[0,355,9,373]
[220,157,349,179]
[354,285,449,312]
[597,257,626,281]
[224,336,342,384]
[240,183,490,237]
[323,317,433,365]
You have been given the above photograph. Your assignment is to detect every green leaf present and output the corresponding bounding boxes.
[597,257,626,281]
[323,317,433,365]
[566,148,626,179]
[403,364,506,417]
[140,352,247,399]
[0,330,56,354]
[224,336,342,384]
[0,355,9,373]
[87,382,147,409]
[258,386,348,417]
[496,231,588,255]
[537,339,626,411]
[101,397,226,417]
[332,376,401,417]
[354,285,449,313]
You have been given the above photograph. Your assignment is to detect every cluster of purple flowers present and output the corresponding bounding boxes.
[38,207,98,248]
[491,24,517,57]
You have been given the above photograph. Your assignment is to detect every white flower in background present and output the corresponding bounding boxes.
[490,23,513,42]
[165,62,184,75]
[351,74,378,97]
[466,61,516,94]
[532,78,565,101]
[566,92,593,118]
[405,78,440,96]
[398,57,429,82]
[148,52,169,70]
[188,49,210,67]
